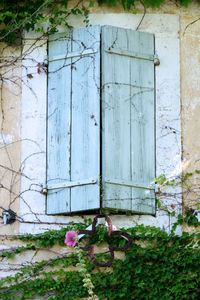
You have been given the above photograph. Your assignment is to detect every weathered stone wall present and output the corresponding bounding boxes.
[0,42,21,236]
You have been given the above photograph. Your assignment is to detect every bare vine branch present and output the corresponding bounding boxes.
[136,0,146,31]
[183,16,200,35]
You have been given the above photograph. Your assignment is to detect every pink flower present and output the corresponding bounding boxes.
[64,230,78,247]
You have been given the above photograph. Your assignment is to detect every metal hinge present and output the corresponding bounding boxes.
[105,178,155,190]
[105,48,155,62]
[43,178,97,193]
[49,49,98,62]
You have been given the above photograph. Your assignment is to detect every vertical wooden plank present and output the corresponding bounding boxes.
[70,26,100,212]
[102,26,155,214]
[47,32,72,214]
[101,26,132,211]
[129,32,155,214]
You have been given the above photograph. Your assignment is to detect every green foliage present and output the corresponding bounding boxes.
[14,223,88,246]
[155,171,194,188]
[184,210,199,227]
[0,224,199,299]
[98,0,166,8]
[0,0,88,43]
[97,0,195,8]
[0,0,199,43]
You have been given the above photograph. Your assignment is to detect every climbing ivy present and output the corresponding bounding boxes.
[0,0,199,43]
[0,0,200,298]
[0,0,90,43]
[0,223,199,299]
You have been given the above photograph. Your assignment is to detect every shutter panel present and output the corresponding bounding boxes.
[47,26,100,214]
[101,26,155,214]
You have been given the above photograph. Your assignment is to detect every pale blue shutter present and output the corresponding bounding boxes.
[101,26,155,214]
[47,26,100,214]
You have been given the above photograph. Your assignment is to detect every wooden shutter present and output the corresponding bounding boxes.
[101,26,155,214]
[47,26,100,214]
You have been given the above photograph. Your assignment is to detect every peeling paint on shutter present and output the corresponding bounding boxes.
[47,25,155,215]
[101,26,155,214]
[47,26,100,214]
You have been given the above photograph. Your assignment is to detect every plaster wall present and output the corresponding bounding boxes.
[81,0,200,218]
[19,12,181,235]
[180,14,200,213]
[0,0,200,277]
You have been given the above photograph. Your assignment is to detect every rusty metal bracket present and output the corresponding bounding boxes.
[79,215,133,267]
